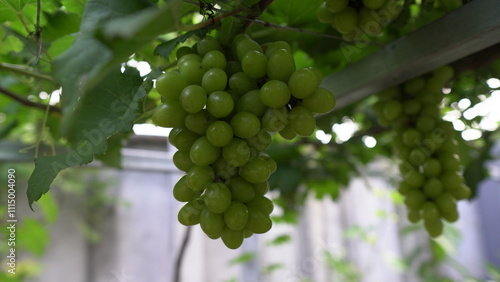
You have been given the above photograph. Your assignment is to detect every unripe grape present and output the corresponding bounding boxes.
[247,195,274,215]
[207,91,234,118]
[317,2,336,24]
[204,182,232,214]
[221,226,244,249]
[302,87,336,114]
[247,129,272,152]
[169,127,200,151]
[260,80,291,108]
[236,37,263,62]
[326,0,348,13]
[241,50,268,79]
[173,150,195,172]
[179,59,205,85]
[424,218,443,238]
[261,107,289,132]
[224,201,249,231]
[229,72,258,95]
[200,208,225,236]
[228,176,256,203]
[240,157,271,183]
[180,85,207,113]
[289,106,316,137]
[423,158,442,177]
[197,35,221,56]
[190,136,221,166]
[184,110,215,135]
[407,209,421,223]
[236,90,267,117]
[152,101,187,128]
[186,165,215,191]
[176,46,196,60]
[279,124,297,140]
[156,72,188,100]
[264,41,292,58]
[230,112,261,138]
[173,175,200,202]
[423,177,443,198]
[202,68,228,94]
[362,0,387,10]
[267,49,296,82]
[382,100,403,121]
[245,206,272,234]
[253,181,270,196]
[288,68,318,99]
[206,121,233,147]
[334,7,358,34]
[178,201,202,226]
[202,50,227,70]
[222,138,251,167]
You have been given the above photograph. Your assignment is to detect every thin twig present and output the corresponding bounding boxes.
[35,0,42,64]
[0,87,61,113]
[0,62,53,81]
[174,226,191,282]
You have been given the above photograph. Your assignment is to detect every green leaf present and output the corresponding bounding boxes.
[27,67,145,207]
[61,0,87,14]
[228,252,256,265]
[16,218,50,256]
[154,28,210,59]
[267,234,291,246]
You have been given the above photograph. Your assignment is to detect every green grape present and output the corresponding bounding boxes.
[206,121,233,147]
[305,67,324,87]
[236,37,263,62]
[173,175,200,202]
[200,208,225,236]
[211,155,237,180]
[185,110,215,135]
[221,226,244,249]
[334,7,358,34]
[178,201,202,226]
[397,181,412,196]
[407,209,421,223]
[288,68,318,99]
[190,136,221,166]
[402,128,422,147]
[240,157,271,183]
[424,218,443,237]
[260,80,291,108]
[179,59,206,85]
[168,127,182,147]
[302,87,337,114]
[228,176,255,203]
[241,50,268,79]
[403,99,422,115]
[245,206,272,234]
[204,182,232,214]
[438,153,461,171]
[169,127,200,151]
[156,71,188,100]
[202,50,227,70]
[178,54,202,66]
[450,184,471,200]
[152,101,187,128]
[404,171,425,189]
[416,116,435,133]
[357,7,383,36]
[206,91,235,118]
[186,165,215,191]
[432,65,455,82]
[441,209,459,222]
[259,154,277,174]
[173,150,195,172]
[230,112,261,138]
[247,195,274,215]
[229,72,258,95]
[423,178,443,198]
[261,107,289,132]
[423,158,442,177]
[289,106,316,136]
[225,61,243,77]
[246,129,272,152]
[179,85,207,113]
[408,148,427,166]
[404,77,426,95]
[326,0,348,13]
[222,138,251,167]
[236,90,267,117]
[202,68,228,94]
[404,190,426,209]
[244,230,253,238]
[253,181,270,196]
[317,2,336,24]
[382,100,403,121]
[435,192,457,214]
[440,171,464,190]
[176,46,196,60]
[421,201,440,222]
[197,35,221,56]
[279,124,297,140]
[224,201,249,231]
[264,41,292,59]
[267,48,296,82]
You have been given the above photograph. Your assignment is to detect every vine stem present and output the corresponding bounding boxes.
[174,226,191,282]
[0,87,61,113]
[0,62,53,81]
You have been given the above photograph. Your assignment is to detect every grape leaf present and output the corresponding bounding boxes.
[154,28,210,59]
[27,67,145,207]
[95,133,128,168]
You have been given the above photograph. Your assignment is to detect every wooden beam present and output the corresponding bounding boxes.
[321,0,500,110]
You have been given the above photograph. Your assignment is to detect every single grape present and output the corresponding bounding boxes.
[190,136,221,166]
[278,124,297,140]
[221,226,244,249]
[240,157,271,183]
[403,99,422,115]
[246,129,272,152]
[206,121,233,147]
[202,68,228,94]
[317,2,336,24]
[156,72,188,100]
[247,195,274,215]
[200,208,225,236]
[169,127,200,151]
[326,0,348,13]
[206,91,235,118]
[382,100,403,121]
[230,112,261,139]
[224,201,249,231]
[179,85,207,113]
[264,41,292,59]
[261,107,289,132]
[152,101,187,128]
[424,218,443,237]
[245,206,272,234]
[357,7,383,36]
[253,181,270,196]
[211,155,237,180]
[422,158,442,177]
[267,48,296,82]
[404,190,426,209]
[186,165,215,191]
[259,154,277,174]
[222,138,251,167]
[197,35,221,56]
[423,177,443,198]
[228,176,256,203]
[236,90,267,117]
[421,201,440,222]
[229,72,258,95]
[241,50,268,79]
[289,106,316,136]
[334,7,358,34]
[260,80,292,108]
[173,150,195,172]
[204,182,232,214]
[173,175,200,202]
[202,50,227,70]
[302,87,336,114]
[184,110,215,135]
[178,201,202,226]
[235,37,263,62]
[179,59,206,85]
[176,46,196,60]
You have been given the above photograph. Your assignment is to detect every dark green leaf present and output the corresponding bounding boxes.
[228,252,256,265]
[154,28,210,59]
[95,133,128,168]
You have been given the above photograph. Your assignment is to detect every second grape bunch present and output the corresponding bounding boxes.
[152,34,336,249]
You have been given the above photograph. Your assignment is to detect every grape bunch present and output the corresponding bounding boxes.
[373,66,471,237]
[316,0,403,41]
[152,34,336,249]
